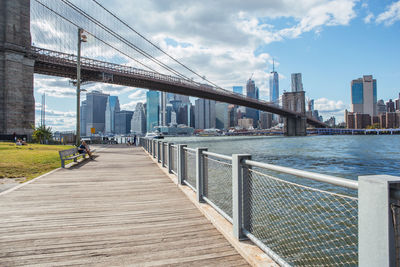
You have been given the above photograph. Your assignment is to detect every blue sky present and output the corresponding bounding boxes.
[33,0,400,131]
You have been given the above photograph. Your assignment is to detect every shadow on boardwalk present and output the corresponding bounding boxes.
[0,146,249,266]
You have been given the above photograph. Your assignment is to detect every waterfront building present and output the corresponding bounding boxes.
[84,90,109,134]
[245,78,259,127]
[228,105,238,128]
[324,116,336,127]
[371,116,380,126]
[146,90,160,132]
[291,73,303,92]
[115,110,134,134]
[233,86,243,95]
[215,102,229,130]
[380,113,387,128]
[131,102,146,135]
[259,111,273,129]
[386,99,395,113]
[386,112,396,128]
[396,111,400,128]
[171,111,177,125]
[377,99,387,114]
[396,93,400,111]
[80,100,87,136]
[238,118,253,129]
[105,96,120,134]
[160,92,167,126]
[351,75,377,117]
[355,113,371,129]
[194,98,216,129]
[346,111,355,128]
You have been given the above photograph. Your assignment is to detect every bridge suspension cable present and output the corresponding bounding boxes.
[32,0,224,89]
[32,0,160,73]
[90,0,224,90]
[60,0,192,81]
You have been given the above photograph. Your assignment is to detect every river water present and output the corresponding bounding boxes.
[163,135,399,265]
[165,135,400,181]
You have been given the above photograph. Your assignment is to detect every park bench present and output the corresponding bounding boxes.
[59,147,95,168]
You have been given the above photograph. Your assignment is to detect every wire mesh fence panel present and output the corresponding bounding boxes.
[204,156,233,218]
[246,168,358,266]
[171,146,178,174]
[184,150,196,190]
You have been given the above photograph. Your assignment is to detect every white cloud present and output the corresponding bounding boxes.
[364,13,374,23]
[314,97,349,121]
[376,1,400,26]
[34,104,76,131]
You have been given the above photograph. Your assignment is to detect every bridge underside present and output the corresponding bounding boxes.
[33,52,326,131]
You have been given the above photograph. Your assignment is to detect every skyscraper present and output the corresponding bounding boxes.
[146,90,159,132]
[245,78,259,127]
[233,86,243,95]
[84,91,109,134]
[291,73,303,92]
[131,102,146,135]
[105,96,120,134]
[159,92,167,126]
[269,60,279,105]
[351,75,377,117]
[115,110,134,134]
[194,98,216,129]
[215,102,229,130]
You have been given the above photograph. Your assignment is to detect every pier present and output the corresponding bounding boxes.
[0,146,251,266]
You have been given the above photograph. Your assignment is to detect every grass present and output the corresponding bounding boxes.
[0,142,75,182]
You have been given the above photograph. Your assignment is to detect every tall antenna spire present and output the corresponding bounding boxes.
[272,58,275,72]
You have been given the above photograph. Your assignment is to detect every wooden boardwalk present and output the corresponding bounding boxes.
[0,146,249,266]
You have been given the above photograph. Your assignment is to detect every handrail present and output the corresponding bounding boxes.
[183,147,196,153]
[202,151,232,161]
[243,159,358,190]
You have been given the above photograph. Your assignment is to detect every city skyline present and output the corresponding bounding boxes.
[33,0,400,131]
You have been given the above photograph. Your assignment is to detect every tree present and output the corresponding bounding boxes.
[32,125,53,144]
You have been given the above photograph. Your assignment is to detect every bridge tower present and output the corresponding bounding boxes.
[0,0,35,137]
[282,91,307,136]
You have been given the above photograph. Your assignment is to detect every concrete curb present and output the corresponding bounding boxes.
[142,147,278,267]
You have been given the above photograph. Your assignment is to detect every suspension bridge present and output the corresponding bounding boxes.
[0,0,326,138]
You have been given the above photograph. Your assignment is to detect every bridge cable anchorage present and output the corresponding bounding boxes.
[60,0,194,82]
[33,0,161,74]
[90,0,223,89]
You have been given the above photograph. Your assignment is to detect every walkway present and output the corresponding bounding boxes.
[0,146,249,266]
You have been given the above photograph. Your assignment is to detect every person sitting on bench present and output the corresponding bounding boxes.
[78,140,93,159]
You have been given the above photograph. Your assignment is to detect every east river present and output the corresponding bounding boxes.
[165,135,400,181]
[163,134,399,265]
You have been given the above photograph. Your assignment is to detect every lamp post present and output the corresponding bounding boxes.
[76,28,87,146]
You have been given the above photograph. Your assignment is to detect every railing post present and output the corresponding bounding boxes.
[232,154,252,240]
[152,140,156,158]
[157,141,161,163]
[161,141,167,167]
[177,144,187,185]
[196,147,208,203]
[167,143,173,173]
[359,175,400,267]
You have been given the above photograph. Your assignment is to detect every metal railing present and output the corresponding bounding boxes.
[138,137,400,267]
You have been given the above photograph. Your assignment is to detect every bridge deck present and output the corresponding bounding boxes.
[0,146,249,266]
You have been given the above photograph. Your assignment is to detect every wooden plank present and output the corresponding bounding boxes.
[0,146,249,266]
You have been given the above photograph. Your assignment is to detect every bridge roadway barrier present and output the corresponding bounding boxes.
[139,137,400,267]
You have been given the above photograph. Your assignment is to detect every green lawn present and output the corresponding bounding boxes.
[0,142,75,182]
